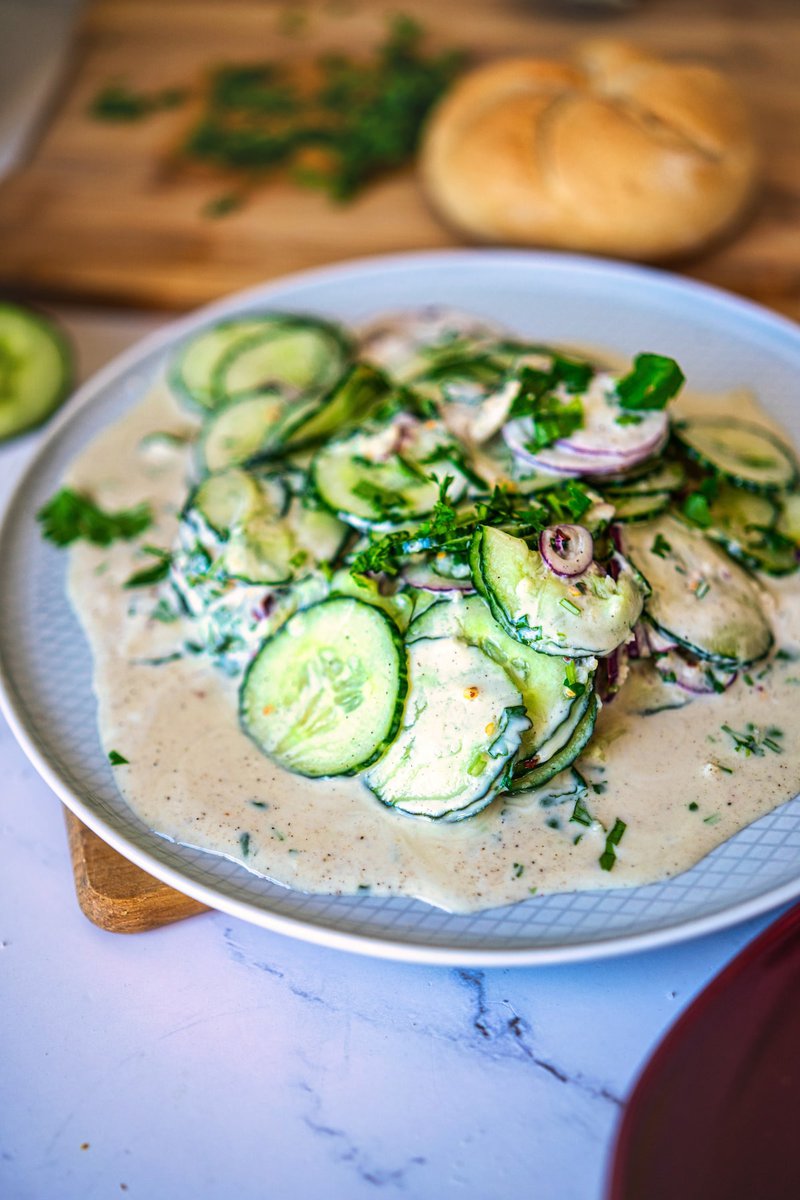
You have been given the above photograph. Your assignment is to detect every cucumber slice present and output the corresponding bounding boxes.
[521,767,588,808]
[364,637,529,821]
[407,593,595,765]
[222,513,296,585]
[312,417,469,531]
[702,484,793,574]
[188,467,280,540]
[674,417,798,492]
[622,516,773,667]
[286,499,348,565]
[200,392,296,472]
[471,525,645,657]
[611,491,671,523]
[509,693,599,793]
[604,459,686,496]
[169,317,275,411]
[211,317,350,406]
[241,597,407,777]
[282,363,390,449]
[0,303,73,440]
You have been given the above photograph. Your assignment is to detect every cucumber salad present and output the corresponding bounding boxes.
[47,305,800,910]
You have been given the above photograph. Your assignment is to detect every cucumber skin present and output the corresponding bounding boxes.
[0,304,74,441]
[509,693,599,793]
[674,419,799,494]
[238,597,409,778]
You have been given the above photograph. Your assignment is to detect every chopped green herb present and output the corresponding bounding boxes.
[570,796,594,828]
[89,83,188,122]
[721,723,784,757]
[202,192,244,219]
[108,750,129,765]
[559,597,582,616]
[688,801,699,812]
[124,546,172,588]
[695,578,710,601]
[512,862,524,878]
[250,800,269,809]
[599,818,626,871]
[651,532,672,558]
[616,353,685,411]
[239,832,251,856]
[703,813,721,826]
[528,886,538,895]
[563,660,587,698]
[37,488,153,547]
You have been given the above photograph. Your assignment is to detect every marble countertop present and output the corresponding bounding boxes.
[0,309,782,1200]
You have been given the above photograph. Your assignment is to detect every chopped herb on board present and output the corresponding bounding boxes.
[599,818,627,871]
[90,18,465,210]
[37,488,153,547]
[108,750,129,765]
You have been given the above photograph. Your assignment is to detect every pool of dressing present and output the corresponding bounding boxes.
[66,371,800,913]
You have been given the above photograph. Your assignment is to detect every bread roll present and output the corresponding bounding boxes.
[420,40,759,260]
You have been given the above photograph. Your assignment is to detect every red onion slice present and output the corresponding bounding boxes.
[539,524,594,577]
[503,420,651,477]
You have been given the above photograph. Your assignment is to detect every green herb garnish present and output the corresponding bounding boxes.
[37,488,153,547]
[616,353,685,411]
[651,532,672,558]
[124,546,172,588]
[108,750,129,765]
[721,722,784,757]
[90,83,187,122]
[599,818,626,871]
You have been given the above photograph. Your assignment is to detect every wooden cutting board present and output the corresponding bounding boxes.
[1,0,799,317]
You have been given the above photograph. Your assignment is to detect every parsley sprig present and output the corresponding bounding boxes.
[37,488,153,547]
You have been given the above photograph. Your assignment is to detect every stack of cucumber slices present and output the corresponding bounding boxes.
[158,308,799,822]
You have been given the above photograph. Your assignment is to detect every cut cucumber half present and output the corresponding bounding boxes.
[407,593,595,766]
[240,597,407,777]
[674,417,798,492]
[364,637,529,821]
[210,316,350,407]
[471,525,645,657]
[0,303,73,440]
[169,317,276,411]
[622,515,773,667]
[312,417,469,531]
[509,693,599,793]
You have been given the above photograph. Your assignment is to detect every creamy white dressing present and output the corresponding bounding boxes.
[65,362,800,914]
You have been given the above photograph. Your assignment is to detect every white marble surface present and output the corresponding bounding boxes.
[0,310,783,1200]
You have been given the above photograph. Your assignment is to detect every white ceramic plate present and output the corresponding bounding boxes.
[3,250,800,966]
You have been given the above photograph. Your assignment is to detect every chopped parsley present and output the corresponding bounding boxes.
[615,353,685,411]
[599,818,626,871]
[108,750,129,765]
[651,532,672,558]
[124,546,172,588]
[37,488,153,547]
[89,83,187,122]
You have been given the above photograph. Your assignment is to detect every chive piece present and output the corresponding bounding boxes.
[570,797,593,828]
[559,597,581,616]
[239,832,251,857]
[651,532,672,558]
[599,818,627,871]
[108,750,129,765]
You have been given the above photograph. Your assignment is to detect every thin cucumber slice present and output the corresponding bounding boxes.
[282,363,390,449]
[221,513,296,585]
[240,597,407,777]
[169,318,274,411]
[312,416,469,531]
[471,525,645,657]
[364,637,529,821]
[509,693,599,793]
[286,499,348,566]
[211,317,350,406]
[200,392,297,472]
[407,593,595,765]
[604,459,686,496]
[0,303,73,440]
[611,491,671,523]
[702,485,793,574]
[188,468,277,540]
[328,568,416,633]
[674,417,798,492]
[622,515,773,667]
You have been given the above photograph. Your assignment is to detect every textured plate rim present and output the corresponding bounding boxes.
[2,248,800,966]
